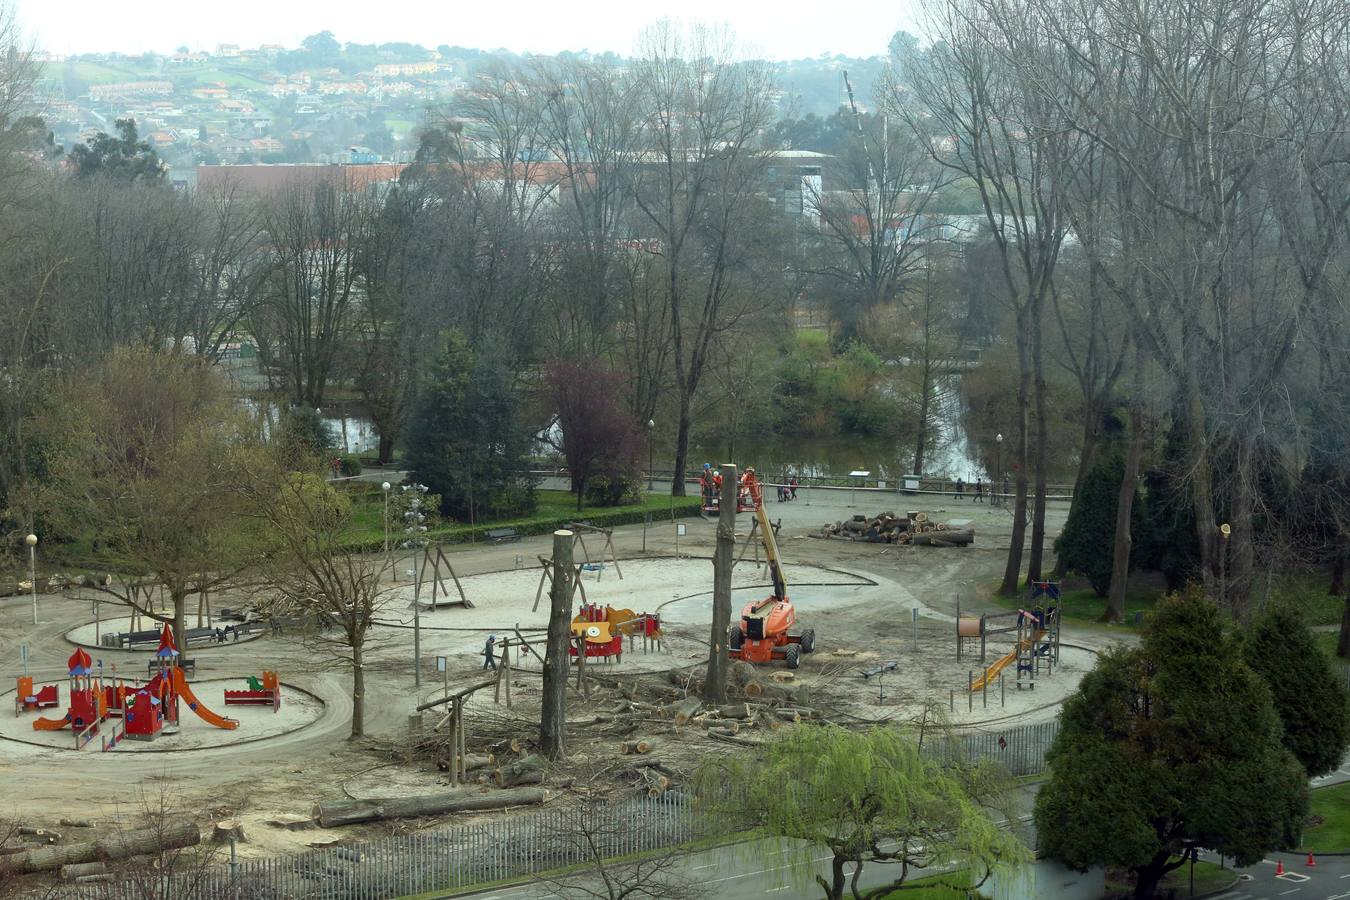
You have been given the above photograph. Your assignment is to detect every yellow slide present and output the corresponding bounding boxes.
[970,629,1046,692]
[172,668,239,730]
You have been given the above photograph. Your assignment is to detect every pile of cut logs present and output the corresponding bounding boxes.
[817,511,974,546]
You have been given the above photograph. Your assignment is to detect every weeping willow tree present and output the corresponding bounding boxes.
[695,724,1030,899]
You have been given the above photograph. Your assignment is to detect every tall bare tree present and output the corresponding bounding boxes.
[628,22,777,495]
[254,178,371,406]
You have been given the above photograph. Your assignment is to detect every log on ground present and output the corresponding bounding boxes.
[0,822,201,875]
[313,787,548,828]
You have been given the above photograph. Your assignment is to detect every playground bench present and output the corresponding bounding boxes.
[147,658,195,678]
[485,527,522,545]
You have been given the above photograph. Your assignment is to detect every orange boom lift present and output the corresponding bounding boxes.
[727,477,816,669]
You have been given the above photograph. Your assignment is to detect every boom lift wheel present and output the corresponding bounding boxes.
[784,644,801,670]
[728,624,743,650]
[799,629,816,654]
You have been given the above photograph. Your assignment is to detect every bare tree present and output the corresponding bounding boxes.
[908,0,1083,591]
[812,94,946,343]
[253,177,371,406]
[628,22,778,495]
[530,798,705,900]
[247,470,392,739]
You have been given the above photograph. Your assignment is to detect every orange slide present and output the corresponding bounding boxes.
[171,668,239,730]
[970,629,1046,691]
[31,715,69,731]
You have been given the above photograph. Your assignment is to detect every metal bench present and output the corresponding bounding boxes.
[485,527,522,544]
[147,658,195,678]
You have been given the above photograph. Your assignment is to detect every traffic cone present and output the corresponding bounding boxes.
[1275,859,1285,876]
[1306,852,1316,867]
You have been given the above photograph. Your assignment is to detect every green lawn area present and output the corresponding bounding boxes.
[878,868,978,898]
[1104,860,1232,898]
[66,61,150,84]
[1301,782,1350,853]
[341,488,701,549]
[988,582,1162,629]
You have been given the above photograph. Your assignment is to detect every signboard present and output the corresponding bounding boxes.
[676,523,687,536]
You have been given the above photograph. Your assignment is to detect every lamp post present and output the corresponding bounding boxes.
[381,481,392,580]
[647,419,655,491]
[25,533,37,625]
[994,433,1004,507]
[403,483,429,688]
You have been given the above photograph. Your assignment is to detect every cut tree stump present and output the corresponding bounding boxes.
[494,755,544,788]
[741,682,764,698]
[313,787,547,827]
[0,822,200,875]
[211,821,245,844]
[619,739,654,755]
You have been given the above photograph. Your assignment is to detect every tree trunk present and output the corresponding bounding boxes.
[540,529,575,760]
[575,477,585,512]
[313,787,547,827]
[1132,849,1184,900]
[1028,293,1049,583]
[913,365,931,477]
[0,822,200,875]
[1227,439,1255,614]
[1331,553,1346,597]
[1337,591,1350,660]
[377,432,394,465]
[999,309,1032,596]
[350,637,365,738]
[672,395,692,497]
[1106,340,1144,623]
[172,586,187,656]
[1181,340,1218,590]
[703,464,738,705]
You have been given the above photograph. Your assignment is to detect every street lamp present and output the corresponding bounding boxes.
[403,483,430,688]
[25,533,38,625]
[994,433,1004,508]
[647,419,655,491]
[381,481,392,580]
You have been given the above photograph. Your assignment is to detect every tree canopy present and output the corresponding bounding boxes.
[1035,589,1308,899]
[1242,602,1350,778]
[404,331,535,522]
[66,119,165,183]
[698,724,1029,900]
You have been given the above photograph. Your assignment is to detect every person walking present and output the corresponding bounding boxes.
[482,634,497,670]
[974,479,985,503]
[954,477,965,500]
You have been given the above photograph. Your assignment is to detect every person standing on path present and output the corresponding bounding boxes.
[974,480,985,502]
[482,634,497,670]
[954,477,965,500]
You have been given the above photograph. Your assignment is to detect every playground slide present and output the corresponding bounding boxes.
[171,668,239,730]
[970,629,1047,692]
[31,715,68,731]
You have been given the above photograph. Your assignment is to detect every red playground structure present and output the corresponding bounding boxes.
[28,625,238,750]
[224,671,282,712]
[13,676,59,715]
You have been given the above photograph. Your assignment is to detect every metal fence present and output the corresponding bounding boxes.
[939,720,1061,777]
[64,721,1058,900]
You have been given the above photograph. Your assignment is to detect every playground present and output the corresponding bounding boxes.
[0,484,1092,872]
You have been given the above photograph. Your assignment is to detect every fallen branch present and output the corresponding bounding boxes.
[313,787,548,827]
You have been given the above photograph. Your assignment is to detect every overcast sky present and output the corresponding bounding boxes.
[15,0,917,60]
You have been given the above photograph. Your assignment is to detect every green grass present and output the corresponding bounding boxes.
[67,61,150,84]
[1103,859,1233,898]
[989,583,1162,630]
[878,869,981,898]
[1301,782,1350,853]
[341,489,702,550]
